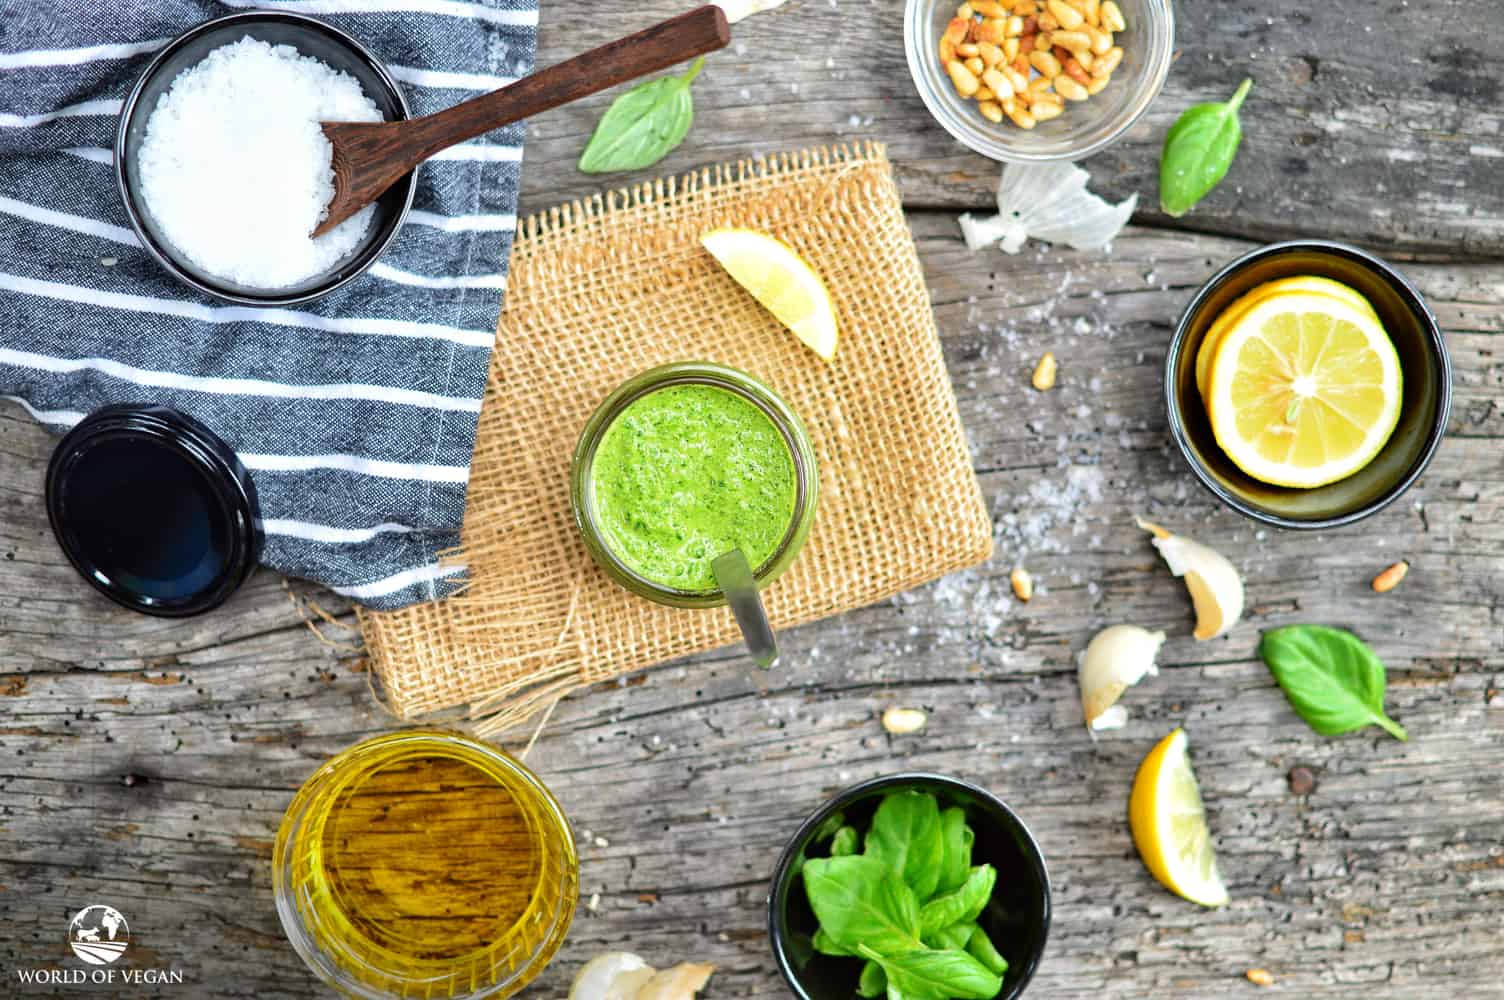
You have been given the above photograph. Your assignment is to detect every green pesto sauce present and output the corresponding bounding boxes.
[590,383,797,592]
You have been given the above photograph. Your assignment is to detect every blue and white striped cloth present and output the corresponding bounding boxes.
[0,1,538,609]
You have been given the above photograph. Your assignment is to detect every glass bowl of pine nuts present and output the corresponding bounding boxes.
[904,0,1173,162]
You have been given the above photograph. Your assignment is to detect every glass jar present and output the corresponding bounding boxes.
[272,730,578,999]
[570,361,819,609]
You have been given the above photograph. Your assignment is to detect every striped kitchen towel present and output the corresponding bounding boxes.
[0,0,537,609]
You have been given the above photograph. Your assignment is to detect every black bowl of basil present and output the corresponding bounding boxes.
[768,774,1051,1000]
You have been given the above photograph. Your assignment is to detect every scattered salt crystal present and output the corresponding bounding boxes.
[138,37,383,290]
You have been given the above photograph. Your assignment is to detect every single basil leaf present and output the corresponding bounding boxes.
[935,807,974,896]
[858,944,1003,1000]
[811,810,846,843]
[578,56,704,174]
[803,856,925,955]
[865,790,944,900]
[812,927,855,957]
[832,825,860,857]
[923,920,974,951]
[965,924,1010,977]
[1259,625,1408,740]
[919,865,996,936]
[1158,78,1252,217]
[858,959,887,998]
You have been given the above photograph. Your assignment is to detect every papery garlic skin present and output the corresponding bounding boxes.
[719,0,788,22]
[635,963,717,1000]
[1079,624,1166,728]
[961,162,1137,255]
[571,952,653,1000]
[1137,519,1245,640]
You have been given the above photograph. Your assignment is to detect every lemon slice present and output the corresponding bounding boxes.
[1194,276,1381,397]
[701,228,838,361]
[1129,728,1229,908]
[1205,292,1402,489]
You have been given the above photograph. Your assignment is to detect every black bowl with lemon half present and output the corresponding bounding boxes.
[768,774,1051,1000]
[1167,240,1451,529]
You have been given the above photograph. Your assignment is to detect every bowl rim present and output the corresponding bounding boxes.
[767,772,1053,1000]
[113,10,416,307]
[902,0,1176,164]
[1166,238,1453,530]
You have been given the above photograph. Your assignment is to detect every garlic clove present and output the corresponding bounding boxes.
[1136,518,1245,640]
[1079,624,1166,728]
[633,963,716,1000]
[571,952,654,1000]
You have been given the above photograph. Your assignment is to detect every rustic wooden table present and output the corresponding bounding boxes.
[3,3,1502,997]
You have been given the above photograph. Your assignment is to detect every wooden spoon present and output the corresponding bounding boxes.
[314,6,731,237]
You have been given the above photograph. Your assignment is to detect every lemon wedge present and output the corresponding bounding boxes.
[1205,292,1402,489]
[701,228,838,361]
[1194,276,1380,398]
[1129,728,1229,908]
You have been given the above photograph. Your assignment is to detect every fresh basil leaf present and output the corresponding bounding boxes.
[858,944,1003,1000]
[1259,625,1408,740]
[1158,78,1252,217]
[832,825,860,857]
[858,959,887,998]
[935,807,974,896]
[578,57,704,174]
[919,865,996,936]
[812,927,855,957]
[923,921,974,951]
[812,811,846,843]
[865,790,944,900]
[803,856,925,955]
[965,924,1010,977]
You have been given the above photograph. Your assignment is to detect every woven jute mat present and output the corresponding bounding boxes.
[357,142,993,737]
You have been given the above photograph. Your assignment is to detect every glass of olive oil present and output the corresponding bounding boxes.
[273,730,578,999]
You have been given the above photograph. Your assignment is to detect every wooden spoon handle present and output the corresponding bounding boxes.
[403,6,730,163]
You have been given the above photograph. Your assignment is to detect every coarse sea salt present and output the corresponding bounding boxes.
[137,37,383,290]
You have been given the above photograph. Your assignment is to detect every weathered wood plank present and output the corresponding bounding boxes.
[2,223,1502,997]
[515,0,1504,256]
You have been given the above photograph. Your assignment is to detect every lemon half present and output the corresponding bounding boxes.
[701,228,838,361]
[1204,292,1402,489]
[1129,728,1229,908]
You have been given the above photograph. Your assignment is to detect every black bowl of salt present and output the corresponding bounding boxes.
[115,11,415,306]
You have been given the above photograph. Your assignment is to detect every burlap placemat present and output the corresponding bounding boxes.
[357,142,993,737]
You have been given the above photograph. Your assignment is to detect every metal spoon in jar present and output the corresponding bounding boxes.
[712,548,779,670]
[313,6,730,236]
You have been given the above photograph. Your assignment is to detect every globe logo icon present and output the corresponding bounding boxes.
[68,905,130,965]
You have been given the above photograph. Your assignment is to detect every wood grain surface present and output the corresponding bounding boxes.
[3,1,1504,997]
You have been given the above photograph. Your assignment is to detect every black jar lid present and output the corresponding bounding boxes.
[45,404,262,617]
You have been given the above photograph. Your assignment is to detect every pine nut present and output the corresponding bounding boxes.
[1245,969,1275,988]
[1011,567,1035,601]
[1034,31,1052,50]
[1092,45,1123,77]
[1038,11,1059,31]
[1074,47,1094,70]
[978,99,1005,122]
[1004,66,1030,93]
[1005,14,1024,35]
[982,68,1014,99]
[977,41,1004,66]
[1101,0,1125,31]
[1047,0,1084,29]
[1063,57,1091,85]
[1028,49,1062,77]
[1082,0,1100,26]
[1089,25,1114,54]
[957,42,980,57]
[1011,0,1036,13]
[882,707,928,734]
[1007,105,1037,128]
[1086,74,1109,94]
[1372,561,1409,593]
[1028,75,1055,96]
[974,85,995,101]
[974,19,1007,44]
[947,59,981,97]
[964,55,985,75]
[945,17,971,44]
[939,37,956,62]
[973,0,1008,15]
[1052,29,1092,53]
[1020,13,1038,32]
[1032,351,1058,390]
[1054,74,1089,100]
[957,2,975,17]
[1003,36,1021,60]
[1032,97,1065,120]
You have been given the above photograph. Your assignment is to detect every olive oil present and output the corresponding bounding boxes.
[274,731,577,999]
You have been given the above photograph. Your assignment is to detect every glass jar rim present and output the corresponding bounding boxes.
[570,362,819,608]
